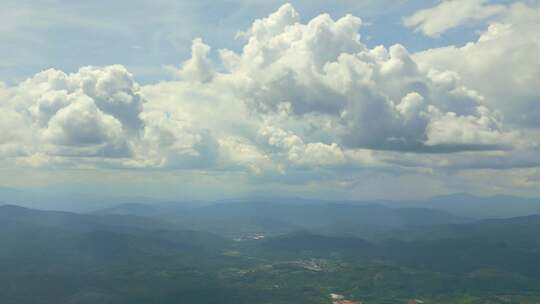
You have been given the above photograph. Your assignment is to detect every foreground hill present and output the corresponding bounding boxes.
[0,205,229,261]
[0,204,179,231]
[362,214,540,245]
[398,193,540,219]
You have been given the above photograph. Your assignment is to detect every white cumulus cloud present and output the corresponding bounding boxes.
[0,2,538,193]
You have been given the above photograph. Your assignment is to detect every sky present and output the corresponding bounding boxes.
[0,0,539,201]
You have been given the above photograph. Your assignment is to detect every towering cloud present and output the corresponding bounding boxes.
[217,4,514,153]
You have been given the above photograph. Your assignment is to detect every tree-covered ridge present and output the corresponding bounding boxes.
[2,203,540,303]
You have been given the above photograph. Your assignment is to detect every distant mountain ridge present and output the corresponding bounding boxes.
[92,200,467,237]
[3,186,540,220]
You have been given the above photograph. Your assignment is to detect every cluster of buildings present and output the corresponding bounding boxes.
[330,293,361,304]
[330,293,424,304]
[233,233,265,241]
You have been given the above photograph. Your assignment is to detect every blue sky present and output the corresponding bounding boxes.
[0,0,497,84]
[1,0,539,201]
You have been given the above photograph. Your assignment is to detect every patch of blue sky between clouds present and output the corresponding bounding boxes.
[1,0,513,85]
